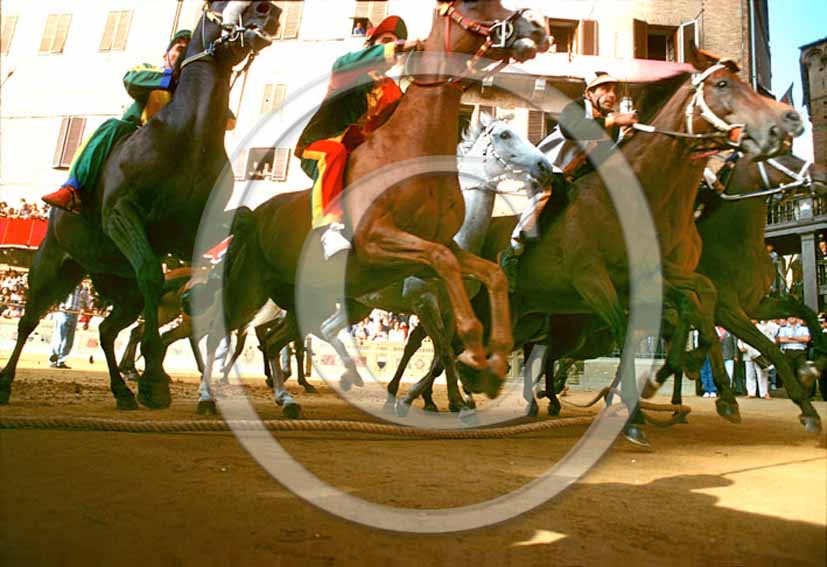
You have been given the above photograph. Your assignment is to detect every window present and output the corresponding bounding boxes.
[273,1,303,40]
[99,11,133,51]
[478,105,495,119]
[239,147,292,181]
[527,110,547,144]
[39,14,72,54]
[353,1,388,35]
[546,19,598,56]
[260,83,287,116]
[53,117,86,169]
[458,104,475,144]
[1,15,18,55]
[634,18,698,62]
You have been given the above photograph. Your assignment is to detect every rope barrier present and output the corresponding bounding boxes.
[0,414,595,438]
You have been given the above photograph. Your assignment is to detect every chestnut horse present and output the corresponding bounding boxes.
[195,1,549,413]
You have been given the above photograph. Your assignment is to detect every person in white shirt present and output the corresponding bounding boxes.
[738,320,772,399]
[777,317,810,388]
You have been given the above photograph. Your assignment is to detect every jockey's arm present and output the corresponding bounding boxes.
[328,42,412,90]
[558,99,609,141]
[123,64,174,102]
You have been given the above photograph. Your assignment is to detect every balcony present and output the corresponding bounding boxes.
[766,194,827,235]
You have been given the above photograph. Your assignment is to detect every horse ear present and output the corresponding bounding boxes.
[684,39,719,71]
[479,111,492,127]
[500,112,515,123]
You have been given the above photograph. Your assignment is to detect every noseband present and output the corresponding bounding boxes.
[180,5,273,72]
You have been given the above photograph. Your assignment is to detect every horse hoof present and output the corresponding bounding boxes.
[124,371,140,382]
[641,380,660,400]
[265,376,273,389]
[673,411,690,425]
[423,402,439,413]
[623,425,652,450]
[282,402,301,420]
[526,399,539,417]
[218,376,229,386]
[339,377,352,392]
[459,407,479,427]
[382,396,397,415]
[800,414,822,434]
[481,368,504,399]
[449,401,463,413]
[302,384,318,394]
[798,362,819,389]
[715,398,741,424]
[138,380,172,409]
[536,389,547,399]
[547,403,561,417]
[341,369,363,389]
[197,400,217,415]
[116,396,138,411]
[395,399,411,417]
[464,396,476,410]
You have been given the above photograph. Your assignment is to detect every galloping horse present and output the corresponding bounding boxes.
[195,1,548,414]
[0,2,280,409]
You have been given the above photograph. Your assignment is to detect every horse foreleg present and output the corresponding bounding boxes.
[319,301,370,390]
[292,340,316,393]
[720,303,821,433]
[385,323,427,412]
[260,319,301,419]
[196,332,221,415]
[0,236,84,404]
[117,321,143,380]
[105,204,170,409]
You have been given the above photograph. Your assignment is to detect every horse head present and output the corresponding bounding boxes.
[459,113,552,193]
[684,45,802,160]
[431,1,549,66]
[194,2,281,68]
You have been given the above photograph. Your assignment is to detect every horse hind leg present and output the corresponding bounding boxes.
[385,323,427,413]
[1,241,84,404]
[261,325,301,419]
[293,341,317,393]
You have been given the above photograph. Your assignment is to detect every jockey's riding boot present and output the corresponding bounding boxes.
[321,222,351,260]
[499,244,523,294]
[42,185,82,214]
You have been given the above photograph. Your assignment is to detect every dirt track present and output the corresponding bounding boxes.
[1,365,825,566]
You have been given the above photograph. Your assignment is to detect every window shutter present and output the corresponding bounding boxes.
[579,20,598,56]
[260,84,274,114]
[61,117,86,168]
[354,1,371,19]
[271,148,291,181]
[527,110,546,144]
[53,14,72,53]
[478,105,495,119]
[679,19,697,63]
[633,19,648,59]
[113,11,132,51]
[53,117,70,167]
[282,2,303,39]
[369,1,388,26]
[261,84,287,115]
[1,16,18,55]
[39,14,58,53]
[232,149,249,180]
[99,13,117,51]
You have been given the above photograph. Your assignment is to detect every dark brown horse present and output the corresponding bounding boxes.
[193,1,549,415]
[0,2,280,409]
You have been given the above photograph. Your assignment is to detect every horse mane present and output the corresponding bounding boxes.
[458,116,486,157]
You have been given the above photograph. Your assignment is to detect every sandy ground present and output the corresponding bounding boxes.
[0,363,825,566]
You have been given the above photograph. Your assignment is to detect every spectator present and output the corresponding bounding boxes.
[718,326,737,389]
[352,21,366,36]
[739,320,771,399]
[777,317,810,390]
[49,284,92,369]
[700,355,717,398]
[819,314,827,402]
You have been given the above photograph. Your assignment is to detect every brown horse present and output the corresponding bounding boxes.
[194,1,548,415]
[466,48,795,445]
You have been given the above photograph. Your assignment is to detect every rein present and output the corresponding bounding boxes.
[410,2,523,92]
[717,154,813,201]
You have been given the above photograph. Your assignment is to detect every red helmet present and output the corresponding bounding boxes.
[366,16,408,43]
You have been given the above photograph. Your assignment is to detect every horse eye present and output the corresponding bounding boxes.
[716,79,729,89]
[499,131,512,139]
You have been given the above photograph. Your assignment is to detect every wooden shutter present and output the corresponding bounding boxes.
[369,1,388,26]
[261,84,287,114]
[679,20,697,63]
[527,110,546,144]
[232,149,249,180]
[354,1,371,19]
[113,11,132,51]
[271,148,291,181]
[1,16,18,55]
[52,14,71,53]
[579,20,598,56]
[260,84,274,113]
[478,105,495,119]
[39,14,58,53]
[99,12,118,51]
[274,1,303,39]
[633,19,648,59]
[53,117,70,167]
[61,117,86,168]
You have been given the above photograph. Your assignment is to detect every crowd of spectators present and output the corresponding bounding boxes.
[349,310,417,343]
[1,268,109,321]
[0,198,50,220]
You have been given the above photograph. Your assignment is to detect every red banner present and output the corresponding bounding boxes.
[0,217,48,249]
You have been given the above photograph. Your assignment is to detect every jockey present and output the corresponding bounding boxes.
[501,72,639,291]
[42,30,194,214]
[296,15,423,259]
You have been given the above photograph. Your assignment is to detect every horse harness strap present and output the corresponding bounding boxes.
[411,2,520,92]
[705,151,815,201]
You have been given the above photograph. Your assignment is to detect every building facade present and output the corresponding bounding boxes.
[800,37,827,168]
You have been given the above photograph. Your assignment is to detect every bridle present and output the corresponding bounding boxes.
[707,151,815,201]
[410,1,527,92]
[180,3,274,87]
[631,62,748,151]
[464,121,545,193]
